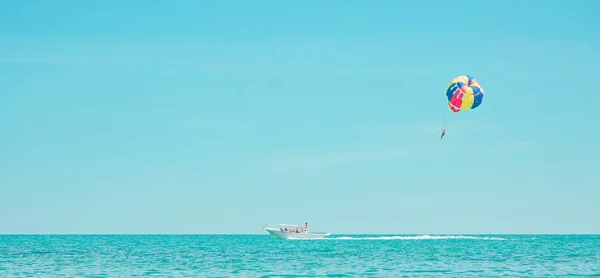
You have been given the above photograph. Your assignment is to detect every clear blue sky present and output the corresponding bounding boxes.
[1,0,599,234]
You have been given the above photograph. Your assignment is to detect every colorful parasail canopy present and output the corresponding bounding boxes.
[445,75,484,113]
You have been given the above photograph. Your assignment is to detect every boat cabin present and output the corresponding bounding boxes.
[277,224,307,233]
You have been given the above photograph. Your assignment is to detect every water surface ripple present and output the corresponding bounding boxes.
[1,234,599,277]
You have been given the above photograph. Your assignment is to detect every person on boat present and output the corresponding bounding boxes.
[440,129,446,140]
[305,222,309,232]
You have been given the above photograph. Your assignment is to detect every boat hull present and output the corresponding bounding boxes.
[265,228,330,239]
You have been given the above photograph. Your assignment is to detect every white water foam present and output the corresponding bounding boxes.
[289,235,507,241]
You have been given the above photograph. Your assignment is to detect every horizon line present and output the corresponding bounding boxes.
[1,233,599,236]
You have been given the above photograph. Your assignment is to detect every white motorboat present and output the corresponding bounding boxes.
[264,224,330,239]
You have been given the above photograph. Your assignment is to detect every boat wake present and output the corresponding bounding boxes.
[289,235,507,241]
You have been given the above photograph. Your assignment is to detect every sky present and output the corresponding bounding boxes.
[1,0,599,235]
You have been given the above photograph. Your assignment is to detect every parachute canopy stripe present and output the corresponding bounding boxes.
[445,75,484,113]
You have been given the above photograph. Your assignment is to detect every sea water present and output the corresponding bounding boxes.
[1,234,599,277]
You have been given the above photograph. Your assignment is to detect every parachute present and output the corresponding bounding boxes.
[439,75,484,137]
[445,75,484,113]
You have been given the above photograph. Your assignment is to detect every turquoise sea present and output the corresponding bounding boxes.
[1,234,599,277]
